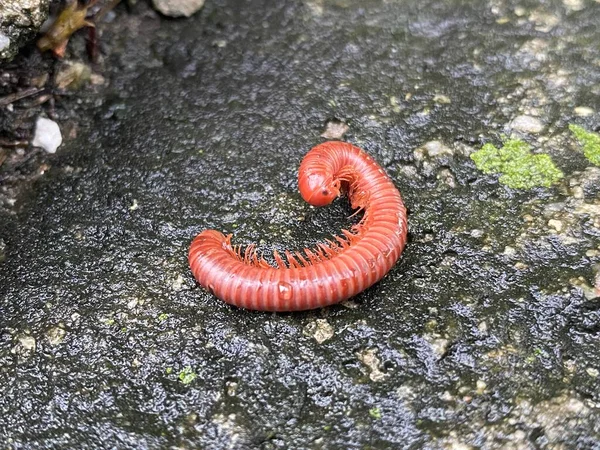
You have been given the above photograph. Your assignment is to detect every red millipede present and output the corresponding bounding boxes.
[188,141,408,311]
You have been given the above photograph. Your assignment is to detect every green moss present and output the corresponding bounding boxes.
[470,139,563,189]
[369,407,382,419]
[179,366,197,384]
[569,124,600,166]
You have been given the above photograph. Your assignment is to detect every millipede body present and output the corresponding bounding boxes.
[189,141,408,311]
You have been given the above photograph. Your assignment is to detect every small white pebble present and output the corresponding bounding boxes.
[510,115,544,134]
[172,274,185,291]
[19,335,36,351]
[574,106,594,117]
[90,73,106,85]
[563,0,585,11]
[225,380,238,396]
[430,338,450,358]
[439,391,454,401]
[341,299,359,309]
[514,6,527,16]
[321,120,349,140]
[572,186,584,199]
[433,94,451,104]
[356,348,388,382]
[303,319,334,344]
[514,262,528,270]
[46,326,66,346]
[396,385,414,399]
[32,117,62,153]
[447,443,473,450]
[470,229,484,238]
[390,95,401,113]
[152,0,205,17]
[513,430,527,441]
[548,219,564,232]
[418,140,453,158]
[529,11,559,32]
[0,32,10,52]
[586,367,599,378]
[476,379,487,394]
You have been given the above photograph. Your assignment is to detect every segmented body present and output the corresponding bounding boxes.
[189,141,408,311]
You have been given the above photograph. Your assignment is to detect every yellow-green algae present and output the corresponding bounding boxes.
[569,124,600,166]
[178,366,197,384]
[369,407,382,419]
[470,139,563,189]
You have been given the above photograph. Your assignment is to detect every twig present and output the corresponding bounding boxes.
[0,88,45,107]
[0,139,29,147]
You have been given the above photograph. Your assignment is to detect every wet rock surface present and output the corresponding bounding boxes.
[0,0,49,61]
[1,0,600,448]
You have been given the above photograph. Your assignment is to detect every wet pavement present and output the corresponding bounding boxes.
[1,0,600,448]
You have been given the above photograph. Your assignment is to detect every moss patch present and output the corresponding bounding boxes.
[470,139,563,189]
[369,407,382,419]
[178,366,197,384]
[569,124,600,166]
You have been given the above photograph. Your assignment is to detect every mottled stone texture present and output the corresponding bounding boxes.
[1,0,600,448]
[0,0,49,61]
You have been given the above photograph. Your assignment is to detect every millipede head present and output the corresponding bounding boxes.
[299,172,340,207]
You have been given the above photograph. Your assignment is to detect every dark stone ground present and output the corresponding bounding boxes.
[1,0,600,448]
